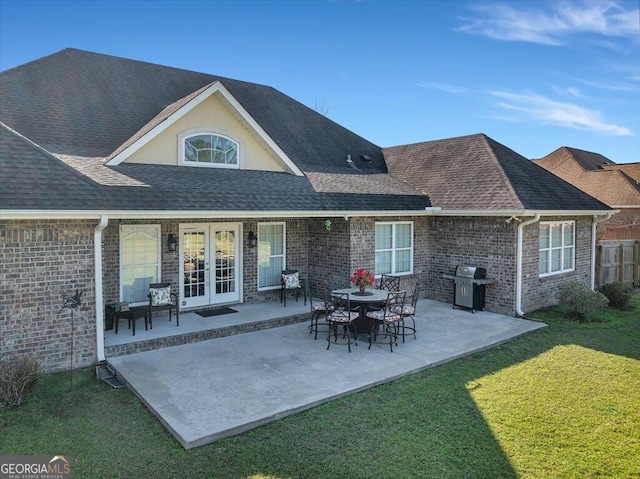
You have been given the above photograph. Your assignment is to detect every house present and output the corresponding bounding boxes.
[534,147,640,240]
[0,49,612,372]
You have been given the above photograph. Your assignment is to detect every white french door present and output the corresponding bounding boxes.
[180,223,241,309]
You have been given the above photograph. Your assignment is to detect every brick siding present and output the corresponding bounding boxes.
[1,220,97,372]
[424,216,517,315]
[521,216,594,313]
[2,214,596,372]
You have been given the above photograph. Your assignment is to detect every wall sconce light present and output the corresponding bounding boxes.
[167,234,178,252]
[247,231,257,248]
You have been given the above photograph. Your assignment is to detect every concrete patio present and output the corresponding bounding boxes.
[106,299,546,449]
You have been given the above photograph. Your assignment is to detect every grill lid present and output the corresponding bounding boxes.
[455,265,486,279]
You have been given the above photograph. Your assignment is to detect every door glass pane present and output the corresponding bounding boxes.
[183,231,206,298]
[215,231,235,294]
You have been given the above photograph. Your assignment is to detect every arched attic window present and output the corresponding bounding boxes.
[179,129,240,168]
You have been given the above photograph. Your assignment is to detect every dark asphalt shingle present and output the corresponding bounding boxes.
[1,49,609,215]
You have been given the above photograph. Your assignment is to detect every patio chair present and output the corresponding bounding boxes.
[280,269,307,307]
[326,292,359,352]
[393,284,420,341]
[366,290,407,352]
[309,292,333,340]
[377,274,401,292]
[148,282,179,328]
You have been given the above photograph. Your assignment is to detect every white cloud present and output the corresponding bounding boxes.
[416,82,468,94]
[458,1,640,45]
[551,85,583,97]
[571,76,640,93]
[489,89,634,135]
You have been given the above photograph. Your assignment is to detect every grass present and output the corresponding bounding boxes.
[2,294,639,479]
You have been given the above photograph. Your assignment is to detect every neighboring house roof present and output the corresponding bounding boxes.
[535,147,640,207]
[0,49,611,216]
[383,134,610,211]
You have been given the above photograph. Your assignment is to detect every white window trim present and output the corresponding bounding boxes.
[178,127,241,169]
[257,222,286,291]
[539,220,575,277]
[119,224,161,305]
[375,221,414,276]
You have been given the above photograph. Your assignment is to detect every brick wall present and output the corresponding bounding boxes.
[308,217,351,295]
[521,216,594,313]
[424,216,518,315]
[1,220,97,372]
[307,216,425,298]
[1,214,597,373]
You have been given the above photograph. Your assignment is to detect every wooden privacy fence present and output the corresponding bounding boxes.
[595,240,640,289]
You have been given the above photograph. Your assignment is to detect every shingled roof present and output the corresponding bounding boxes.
[0,48,387,174]
[0,49,429,213]
[383,134,610,211]
[535,147,640,207]
[1,49,611,215]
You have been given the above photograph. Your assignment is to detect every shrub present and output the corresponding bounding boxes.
[0,355,41,408]
[556,281,609,322]
[599,282,635,310]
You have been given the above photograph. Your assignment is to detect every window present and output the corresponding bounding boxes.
[120,225,161,304]
[257,222,285,289]
[179,129,239,168]
[539,221,575,276]
[375,222,413,276]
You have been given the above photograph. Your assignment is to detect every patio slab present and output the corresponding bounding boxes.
[107,300,546,449]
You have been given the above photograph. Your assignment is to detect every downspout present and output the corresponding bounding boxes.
[94,215,109,362]
[516,213,540,317]
[591,213,612,290]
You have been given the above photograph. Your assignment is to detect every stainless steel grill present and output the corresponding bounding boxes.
[443,265,489,313]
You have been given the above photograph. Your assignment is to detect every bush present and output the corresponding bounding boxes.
[556,281,609,322]
[0,355,41,408]
[599,282,635,310]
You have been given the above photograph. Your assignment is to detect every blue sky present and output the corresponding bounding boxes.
[1,0,638,163]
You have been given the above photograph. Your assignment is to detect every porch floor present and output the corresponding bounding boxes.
[104,299,309,357]
[106,299,547,449]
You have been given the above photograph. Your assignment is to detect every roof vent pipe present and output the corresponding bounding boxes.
[346,154,361,171]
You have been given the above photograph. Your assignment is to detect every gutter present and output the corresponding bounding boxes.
[591,213,612,290]
[0,208,442,220]
[94,215,109,362]
[516,213,540,317]
[1,207,616,221]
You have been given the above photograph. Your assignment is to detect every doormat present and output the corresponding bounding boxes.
[196,307,238,318]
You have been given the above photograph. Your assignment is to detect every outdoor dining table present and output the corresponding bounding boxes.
[331,287,390,334]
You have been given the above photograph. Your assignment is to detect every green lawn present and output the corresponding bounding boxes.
[2,294,639,479]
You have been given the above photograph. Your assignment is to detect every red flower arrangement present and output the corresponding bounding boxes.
[350,268,375,291]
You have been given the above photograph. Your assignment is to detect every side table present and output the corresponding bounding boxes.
[114,306,149,336]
